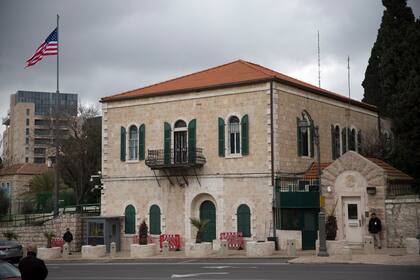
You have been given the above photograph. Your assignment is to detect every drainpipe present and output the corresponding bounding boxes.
[270,80,279,250]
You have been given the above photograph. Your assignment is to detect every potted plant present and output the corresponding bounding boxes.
[3,231,18,241]
[139,220,148,245]
[325,200,338,241]
[44,231,55,248]
[190,218,209,244]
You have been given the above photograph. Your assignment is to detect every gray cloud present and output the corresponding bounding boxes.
[1,0,419,129]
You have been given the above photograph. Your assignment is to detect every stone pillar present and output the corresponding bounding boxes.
[220,240,228,256]
[110,242,117,258]
[286,239,297,257]
[364,236,374,254]
[162,241,169,256]
[62,243,70,259]
[406,238,420,255]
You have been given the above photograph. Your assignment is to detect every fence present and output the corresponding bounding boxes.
[220,232,244,250]
[159,234,181,251]
[0,203,100,227]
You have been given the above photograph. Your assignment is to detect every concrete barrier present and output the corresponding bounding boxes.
[219,240,228,256]
[364,236,374,254]
[185,242,212,257]
[277,230,302,250]
[37,247,62,260]
[130,244,157,258]
[342,246,352,261]
[81,245,106,258]
[246,241,274,257]
[162,241,169,256]
[406,238,420,255]
[316,240,347,256]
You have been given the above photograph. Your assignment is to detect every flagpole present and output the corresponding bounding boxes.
[56,14,59,94]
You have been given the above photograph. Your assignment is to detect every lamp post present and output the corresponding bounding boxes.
[298,113,328,256]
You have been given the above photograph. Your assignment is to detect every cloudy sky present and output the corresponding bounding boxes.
[1,0,419,124]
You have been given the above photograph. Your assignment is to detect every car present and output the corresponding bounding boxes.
[0,241,23,264]
[0,260,21,280]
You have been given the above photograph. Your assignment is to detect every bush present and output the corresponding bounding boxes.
[139,220,148,245]
[3,231,18,240]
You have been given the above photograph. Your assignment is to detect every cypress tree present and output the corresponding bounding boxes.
[363,0,420,185]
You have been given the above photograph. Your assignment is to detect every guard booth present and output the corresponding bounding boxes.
[84,216,122,252]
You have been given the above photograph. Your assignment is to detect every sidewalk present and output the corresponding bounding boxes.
[289,248,420,266]
[47,248,420,266]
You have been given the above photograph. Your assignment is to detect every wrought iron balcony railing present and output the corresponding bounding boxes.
[145,148,206,169]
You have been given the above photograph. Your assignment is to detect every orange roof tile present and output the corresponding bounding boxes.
[0,163,49,176]
[303,158,413,182]
[101,60,377,111]
[304,162,332,179]
[367,157,413,181]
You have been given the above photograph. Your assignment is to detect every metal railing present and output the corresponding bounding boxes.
[0,203,100,227]
[145,148,206,169]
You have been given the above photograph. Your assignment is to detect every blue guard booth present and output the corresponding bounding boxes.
[84,216,122,252]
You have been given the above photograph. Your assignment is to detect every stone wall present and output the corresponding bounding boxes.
[385,196,420,247]
[0,213,83,251]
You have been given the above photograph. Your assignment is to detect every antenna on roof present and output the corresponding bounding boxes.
[347,56,351,100]
[346,56,351,148]
[317,30,321,88]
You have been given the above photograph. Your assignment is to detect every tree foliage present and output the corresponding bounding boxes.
[0,188,10,217]
[362,0,420,183]
[59,105,101,205]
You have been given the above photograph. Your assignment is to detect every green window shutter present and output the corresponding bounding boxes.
[310,125,314,158]
[297,118,302,156]
[218,118,225,157]
[120,126,126,162]
[164,122,171,164]
[357,129,362,153]
[124,205,135,234]
[149,205,161,235]
[188,119,197,163]
[237,204,251,237]
[331,125,336,160]
[341,127,347,153]
[139,124,145,160]
[241,114,249,155]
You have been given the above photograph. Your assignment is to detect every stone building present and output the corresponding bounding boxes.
[0,163,49,214]
[320,151,416,248]
[2,90,78,166]
[100,60,380,250]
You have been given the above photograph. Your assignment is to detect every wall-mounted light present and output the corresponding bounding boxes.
[327,186,332,193]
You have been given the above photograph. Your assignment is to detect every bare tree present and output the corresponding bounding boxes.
[59,105,101,206]
[359,129,394,160]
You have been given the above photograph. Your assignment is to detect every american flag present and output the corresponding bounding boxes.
[26,28,58,67]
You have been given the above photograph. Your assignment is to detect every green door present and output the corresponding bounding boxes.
[199,200,216,242]
[302,209,318,250]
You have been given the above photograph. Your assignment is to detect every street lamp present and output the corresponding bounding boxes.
[298,112,328,257]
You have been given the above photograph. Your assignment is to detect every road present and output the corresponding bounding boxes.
[46,259,420,280]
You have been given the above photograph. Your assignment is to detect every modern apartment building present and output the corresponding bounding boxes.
[2,90,78,166]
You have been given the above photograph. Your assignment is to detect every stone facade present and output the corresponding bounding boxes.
[0,213,83,250]
[385,196,420,247]
[101,75,379,247]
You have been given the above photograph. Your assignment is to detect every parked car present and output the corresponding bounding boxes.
[0,260,21,280]
[0,241,23,263]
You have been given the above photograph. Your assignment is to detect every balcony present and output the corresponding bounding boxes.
[145,148,206,170]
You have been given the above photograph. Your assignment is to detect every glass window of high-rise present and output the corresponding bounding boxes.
[16,91,77,116]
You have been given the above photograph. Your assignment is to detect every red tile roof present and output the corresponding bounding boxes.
[101,60,377,111]
[367,158,413,181]
[304,162,332,179]
[304,158,413,181]
[0,163,49,176]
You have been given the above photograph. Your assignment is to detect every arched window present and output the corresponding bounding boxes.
[229,116,240,154]
[349,128,356,151]
[331,125,341,160]
[149,205,161,235]
[237,204,251,237]
[174,120,188,163]
[124,205,136,234]
[128,125,138,160]
[297,114,313,157]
